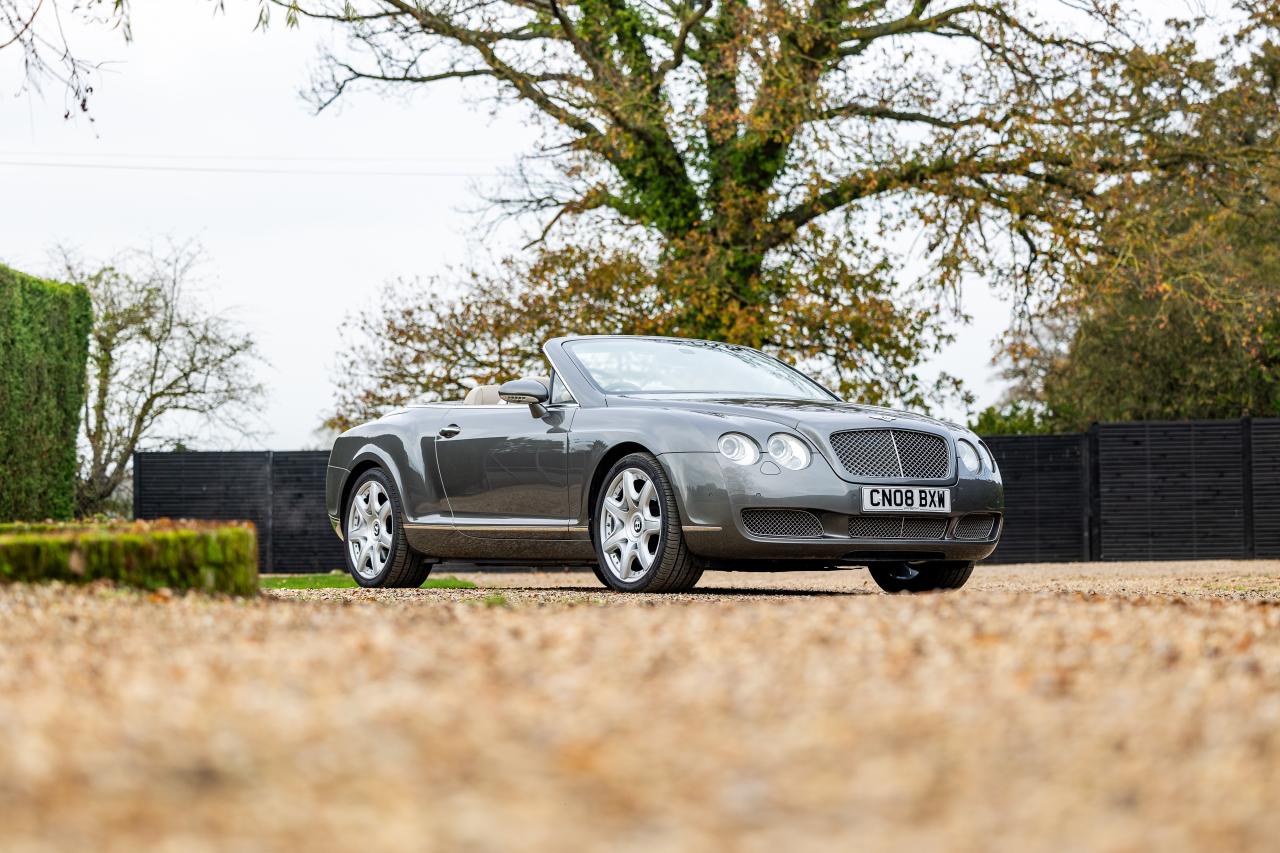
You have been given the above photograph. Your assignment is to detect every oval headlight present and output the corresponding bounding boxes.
[767,433,811,470]
[718,432,760,465]
[957,439,981,474]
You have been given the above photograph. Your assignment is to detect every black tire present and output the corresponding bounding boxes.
[592,452,703,593]
[343,468,432,588]
[868,560,974,593]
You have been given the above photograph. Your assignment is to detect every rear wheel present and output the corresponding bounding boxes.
[868,560,973,593]
[344,468,432,588]
[592,453,703,593]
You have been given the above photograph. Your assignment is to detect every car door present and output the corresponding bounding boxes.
[433,402,573,538]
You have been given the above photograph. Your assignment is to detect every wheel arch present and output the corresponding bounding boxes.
[339,443,412,526]
[584,442,684,534]
[339,458,386,525]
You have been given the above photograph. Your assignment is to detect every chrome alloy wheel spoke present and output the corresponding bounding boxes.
[348,480,391,579]
[600,467,661,583]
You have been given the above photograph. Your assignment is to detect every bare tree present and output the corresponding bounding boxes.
[58,243,263,517]
[0,0,130,116]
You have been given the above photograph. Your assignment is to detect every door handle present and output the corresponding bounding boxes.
[438,424,461,438]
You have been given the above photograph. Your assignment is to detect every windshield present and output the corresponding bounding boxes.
[565,338,836,400]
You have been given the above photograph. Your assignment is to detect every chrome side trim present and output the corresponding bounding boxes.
[404,521,574,533]
[410,520,718,534]
[458,524,571,533]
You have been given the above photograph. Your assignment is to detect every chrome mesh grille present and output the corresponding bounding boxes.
[828,430,899,478]
[903,516,950,539]
[829,429,950,479]
[847,515,903,539]
[848,515,948,540]
[741,509,823,538]
[891,431,951,479]
[954,514,997,540]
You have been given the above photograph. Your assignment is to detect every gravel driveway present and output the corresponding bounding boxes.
[2,560,1278,852]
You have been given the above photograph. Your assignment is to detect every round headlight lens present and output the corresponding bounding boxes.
[718,432,760,465]
[957,439,981,474]
[767,433,811,470]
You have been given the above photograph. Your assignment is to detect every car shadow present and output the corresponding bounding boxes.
[684,587,876,597]
[494,585,876,597]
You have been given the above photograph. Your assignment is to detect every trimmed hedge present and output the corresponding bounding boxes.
[0,520,259,596]
[0,264,93,520]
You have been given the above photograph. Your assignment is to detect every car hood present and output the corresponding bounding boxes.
[613,395,958,434]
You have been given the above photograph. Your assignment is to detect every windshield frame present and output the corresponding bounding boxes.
[560,337,840,402]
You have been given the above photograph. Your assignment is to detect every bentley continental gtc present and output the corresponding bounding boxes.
[326,335,1004,593]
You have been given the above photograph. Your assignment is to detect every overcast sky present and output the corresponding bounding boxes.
[5,0,1206,449]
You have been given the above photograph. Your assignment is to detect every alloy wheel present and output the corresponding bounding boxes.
[347,480,394,579]
[599,467,663,582]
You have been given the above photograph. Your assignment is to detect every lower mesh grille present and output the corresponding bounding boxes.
[741,509,824,538]
[954,514,997,540]
[848,515,948,540]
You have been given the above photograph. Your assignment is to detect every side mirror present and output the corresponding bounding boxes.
[498,379,550,409]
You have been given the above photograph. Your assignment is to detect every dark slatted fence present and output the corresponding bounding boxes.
[134,450,344,573]
[1095,421,1248,561]
[984,434,1088,563]
[270,452,346,572]
[134,418,1280,571]
[1253,419,1280,558]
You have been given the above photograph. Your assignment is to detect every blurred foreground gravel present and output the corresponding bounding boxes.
[2,560,1279,852]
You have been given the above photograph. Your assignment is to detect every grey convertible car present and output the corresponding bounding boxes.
[326,335,1003,593]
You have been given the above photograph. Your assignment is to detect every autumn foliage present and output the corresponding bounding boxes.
[297,1,1280,427]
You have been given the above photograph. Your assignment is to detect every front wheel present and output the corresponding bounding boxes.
[592,453,703,593]
[868,560,974,593]
[344,468,432,588]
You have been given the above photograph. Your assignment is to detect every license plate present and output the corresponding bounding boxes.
[860,486,951,513]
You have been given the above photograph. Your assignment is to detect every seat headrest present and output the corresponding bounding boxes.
[463,385,503,405]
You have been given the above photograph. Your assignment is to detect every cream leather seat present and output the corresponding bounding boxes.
[463,385,503,405]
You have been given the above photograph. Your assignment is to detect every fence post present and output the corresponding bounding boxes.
[131,451,139,521]
[1087,424,1101,561]
[264,450,275,574]
[1242,416,1255,559]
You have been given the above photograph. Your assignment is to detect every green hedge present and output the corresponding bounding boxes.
[0,264,93,520]
[0,520,259,596]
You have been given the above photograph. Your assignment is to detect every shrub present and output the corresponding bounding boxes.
[969,403,1062,436]
[0,520,258,596]
[0,264,93,520]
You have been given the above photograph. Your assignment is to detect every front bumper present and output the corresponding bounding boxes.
[659,451,1004,564]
